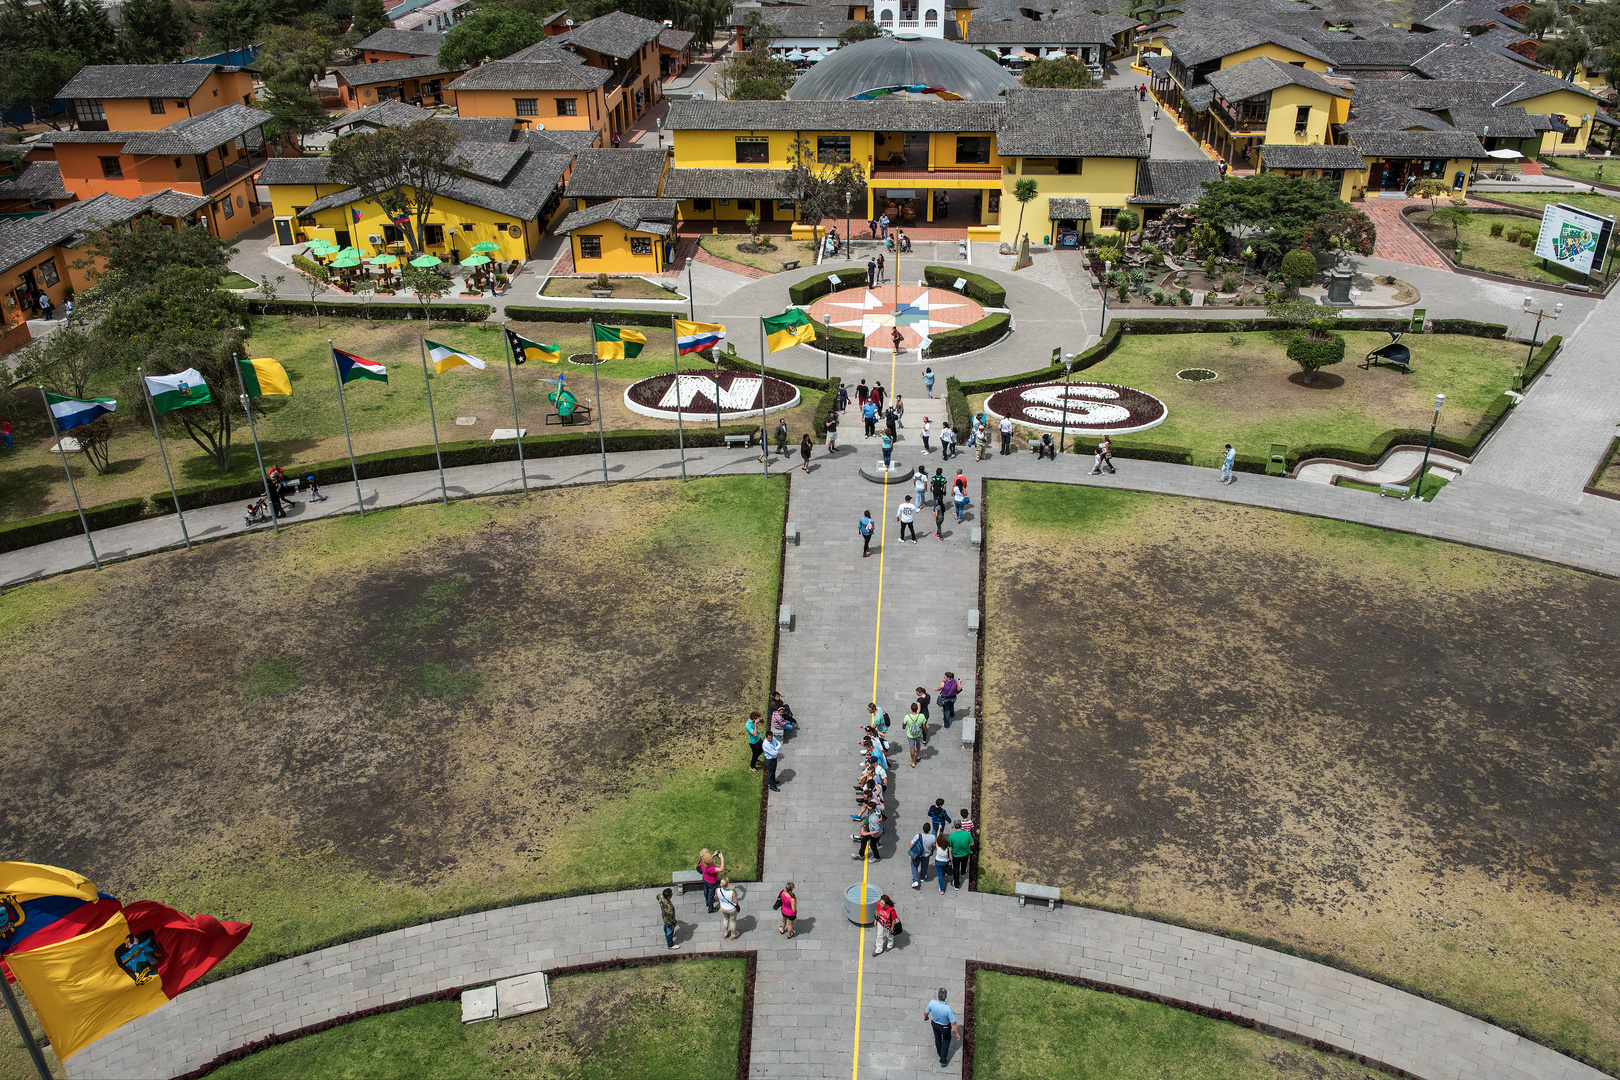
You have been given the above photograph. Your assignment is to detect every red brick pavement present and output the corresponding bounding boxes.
[1357,196,1451,269]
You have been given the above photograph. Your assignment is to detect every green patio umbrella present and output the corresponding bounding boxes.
[470,241,501,253]
[331,255,362,268]
[367,254,399,266]
[461,254,492,267]
[306,239,337,255]
[410,254,443,268]
[336,246,362,259]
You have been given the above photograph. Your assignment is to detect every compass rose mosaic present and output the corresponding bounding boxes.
[805,285,988,350]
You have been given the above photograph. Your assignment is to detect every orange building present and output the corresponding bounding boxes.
[450,61,612,140]
[537,12,665,142]
[353,27,448,64]
[57,63,256,132]
[333,56,468,110]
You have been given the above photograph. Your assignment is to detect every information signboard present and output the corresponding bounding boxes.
[1533,202,1614,276]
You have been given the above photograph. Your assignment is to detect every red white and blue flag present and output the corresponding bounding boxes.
[332,346,387,384]
[674,319,726,355]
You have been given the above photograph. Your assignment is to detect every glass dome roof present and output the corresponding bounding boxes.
[786,32,1021,102]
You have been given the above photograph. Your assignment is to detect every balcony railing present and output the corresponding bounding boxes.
[199,150,268,196]
[898,19,919,26]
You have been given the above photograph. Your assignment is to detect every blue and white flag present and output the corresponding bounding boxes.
[45,393,117,431]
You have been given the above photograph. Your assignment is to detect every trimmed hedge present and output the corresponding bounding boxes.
[248,300,491,322]
[922,266,1007,308]
[958,322,1124,394]
[505,306,680,327]
[1524,334,1560,382]
[1072,439,1191,465]
[923,312,1010,358]
[945,375,971,443]
[0,498,148,555]
[787,269,866,306]
[1429,318,1507,338]
[813,382,840,437]
[814,323,867,357]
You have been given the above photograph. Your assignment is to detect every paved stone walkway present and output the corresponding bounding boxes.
[1358,197,1451,270]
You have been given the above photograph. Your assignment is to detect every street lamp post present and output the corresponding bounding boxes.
[1058,353,1075,455]
[1099,259,1111,333]
[845,191,852,260]
[1413,393,1444,500]
[1520,296,1561,388]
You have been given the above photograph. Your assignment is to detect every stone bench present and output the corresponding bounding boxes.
[672,870,705,894]
[1380,482,1410,499]
[785,521,798,545]
[724,434,753,450]
[960,715,975,748]
[779,604,793,631]
[782,259,801,270]
[971,527,982,548]
[968,608,981,633]
[1015,881,1061,910]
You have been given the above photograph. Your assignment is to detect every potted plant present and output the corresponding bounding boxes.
[590,272,613,298]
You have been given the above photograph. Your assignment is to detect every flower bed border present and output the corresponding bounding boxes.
[623,369,802,421]
[984,381,1168,435]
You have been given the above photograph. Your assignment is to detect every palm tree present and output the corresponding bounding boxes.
[1012,178,1039,241]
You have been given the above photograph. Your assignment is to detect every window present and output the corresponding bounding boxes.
[1057,158,1079,174]
[630,236,652,254]
[295,205,315,226]
[736,137,770,163]
[1100,206,1119,228]
[424,223,445,246]
[736,198,756,211]
[515,98,538,116]
[36,258,59,287]
[383,224,403,243]
[149,98,166,114]
[556,97,578,116]
[693,198,712,211]
[775,199,796,212]
[956,136,991,164]
[98,156,123,179]
[220,195,236,218]
[817,135,851,163]
[578,235,603,259]
[924,6,937,22]
[1295,105,1311,135]
[74,99,105,124]
[175,101,186,111]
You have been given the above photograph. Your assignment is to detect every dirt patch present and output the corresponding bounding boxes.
[981,483,1620,1071]
[0,478,780,966]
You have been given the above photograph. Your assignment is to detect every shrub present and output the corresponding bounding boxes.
[1172,235,1187,255]
[1286,327,1347,382]
[811,378,841,436]
[1205,255,1217,277]
[1178,287,1193,305]
[923,312,1010,358]
[1117,283,1129,302]
[1506,226,1523,243]
[0,498,148,555]
[1206,291,1218,304]
[1524,333,1561,382]
[1489,221,1505,238]
[923,266,1007,307]
[1519,233,1535,248]
[1280,248,1317,287]
[247,300,491,322]
[945,375,971,440]
[1221,273,1237,292]
[1152,290,1166,305]
[1429,318,1507,338]
[813,323,866,357]
[787,269,865,305]
[505,306,677,326]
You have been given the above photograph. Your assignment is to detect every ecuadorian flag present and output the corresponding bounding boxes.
[763,308,816,352]
[675,319,726,355]
[593,324,646,359]
[237,357,291,397]
[425,339,487,374]
[333,346,387,384]
[506,328,561,364]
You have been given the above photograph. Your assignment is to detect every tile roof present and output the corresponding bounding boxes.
[1183,84,1215,113]
[753,5,858,37]
[447,60,611,91]
[1445,105,1541,137]
[660,27,696,49]
[442,116,519,142]
[1,161,69,201]
[1410,40,1596,101]
[502,37,587,64]
[1346,128,1488,157]
[57,64,225,101]
[333,56,467,86]
[0,189,204,271]
[1258,142,1368,170]
[453,140,531,182]
[556,11,665,60]
[1164,25,1329,68]
[664,98,1004,132]
[521,127,601,152]
[301,147,574,220]
[997,88,1148,157]
[144,189,209,217]
[255,156,337,184]
[1129,157,1219,204]
[1342,99,1457,131]
[1205,56,1347,103]
[661,167,794,199]
[1046,196,1090,219]
[563,148,668,197]
[967,15,1121,44]
[120,103,268,155]
[1352,78,1516,111]
[554,197,678,236]
[355,28,449,56]
[323,99,439,131]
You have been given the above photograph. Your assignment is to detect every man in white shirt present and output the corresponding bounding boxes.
[895,496,918,543]
[763,732,783,792]
[999,415,1014,455]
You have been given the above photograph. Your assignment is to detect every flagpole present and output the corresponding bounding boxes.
[587,318,609,485]
[419,336,448,506]
[501,322,529,495]
[0,976,51,1080]
[232,353,278,536]
[758,319,769,480]
[713,347,721,431]
[671,315,686,482]
[37,386,100,570]
[329,340,366,518]
[138,365,192,552]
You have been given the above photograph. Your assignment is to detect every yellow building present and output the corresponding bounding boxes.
[537,11,666,144]
[1152,25,1332,130]
[994,89,1150,244]
[554,197,677,273]
[1342,130,1484,196]
[1402,39,1607,153]
[1255,143,1368,200]
[1188,57,1349,167]
[561,148,669,210]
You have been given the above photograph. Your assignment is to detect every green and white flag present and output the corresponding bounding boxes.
[144,369,213,414]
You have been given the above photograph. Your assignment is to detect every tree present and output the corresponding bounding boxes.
[1194,172,1344,268]
[97,266,242,365]
[257,22,331,88]
[439,8,541,66]
[1525,3,1556,38]
[348,0,392,39]
[326,120,468,255]
[1433,200,1473,250]
[778,135,865,252]
[1279,247,1316,292]
[1537,32,1590,79]
[714,12,795,99]
[1304,206,1376,266]
[744,210,763,249]
[1190,220,1226,259]
[1264,295,1325,332]
[0,50,82,130]
[838,19,883,45]
[401,262,452,327]
[1021,55,1092,89]
[1113,208,1140,243]
[73,216,232,319]
[13,327,121,473]
[1410,177,1450,208]
[117,0,191,62]
[64,0,117,63]
[141,329,257,473]
[195,0,264,60]
[1284,316,1346,385]
[291,253,331,325]
[263,81,331,152]
[1012,178,1038,241]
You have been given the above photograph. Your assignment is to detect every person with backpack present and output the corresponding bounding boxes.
[859,509,875,557]
[867,701,891,735]
[927,798,953,834]
[903,703,927,767]
[937,672,961,727]
[716,877,741,938]
[909,822,933,886]
[698,849,725,913]
[930,469,947,510]
[874,894,899,955]
[776,882,798,938]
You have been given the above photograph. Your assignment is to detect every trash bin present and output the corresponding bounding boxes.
[844,883,878,926]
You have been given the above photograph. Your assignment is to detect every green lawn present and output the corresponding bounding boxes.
[1482,190,1620,219]
[972,970,1393,1079]
[209,958,747,1080]
[1411,209,1594,285]
[1537,156,1620,184]
[1338,473,1449,500]
[972,332,1521,468]
[699,233,820,273]
[541,276,686,300]
[220,272,261,290]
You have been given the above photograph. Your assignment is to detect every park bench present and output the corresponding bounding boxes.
[971,527,982,548]
[672,870,705,894]
[960,715,976,748]
[1015,882,1062,910]
[779,604,793,630]
[1379,482,1410,499]
[724,434,754,450]
[544,405,592,427]
[785,522,798,545]
[781,259,801,270]
[968,608,981,633]
[1266,443,1288,477]
[1027,438,1042,454]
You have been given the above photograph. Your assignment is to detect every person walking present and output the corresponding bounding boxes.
[746,711,764,771]
[1089,443,1105,475]
[872,382,885,412]
[763,730,783,791]
[925,989,959,1067]
[924,367,935,397]
[953,485,969,523]
[658,887,680,949]
[1099,436,1116,474]
[928,798,953,834]
[775,419,788,457]
[929,469,947,511]
[799,433,812,473]
[1220,443,1236,484]
[896,495,918,542]
[932,834,952,894]
[891,326,903,355]
[920,418,932,455]
[699,850,725,913]
[757,423,769,463]
[880,430,894,470]
[838,383,850,411]
[999,415,1013,455]
[859,509,875,557]
[869,217,879,239]
[874,894,899,955]
[913,466,928,505]
[867,258,877,289]
[857,379,869,410]
[863,398,878,438]
[947,820,974,890]
[932,495,946,540]
[944,423,957,460]
[893,395,905,428]
[909,822,933,886]
[904,703,927,767]
[717,878,741,938]
[877,252,886,284]
[885,405,898,441]
[777,882,798,938]
[937,671,960,727]
[826,411,838,453]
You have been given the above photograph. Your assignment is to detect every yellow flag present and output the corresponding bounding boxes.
[6,911,168,1060]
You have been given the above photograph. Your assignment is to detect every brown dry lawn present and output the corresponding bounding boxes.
[981,482,1620,1072]
[0,477,780,979]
